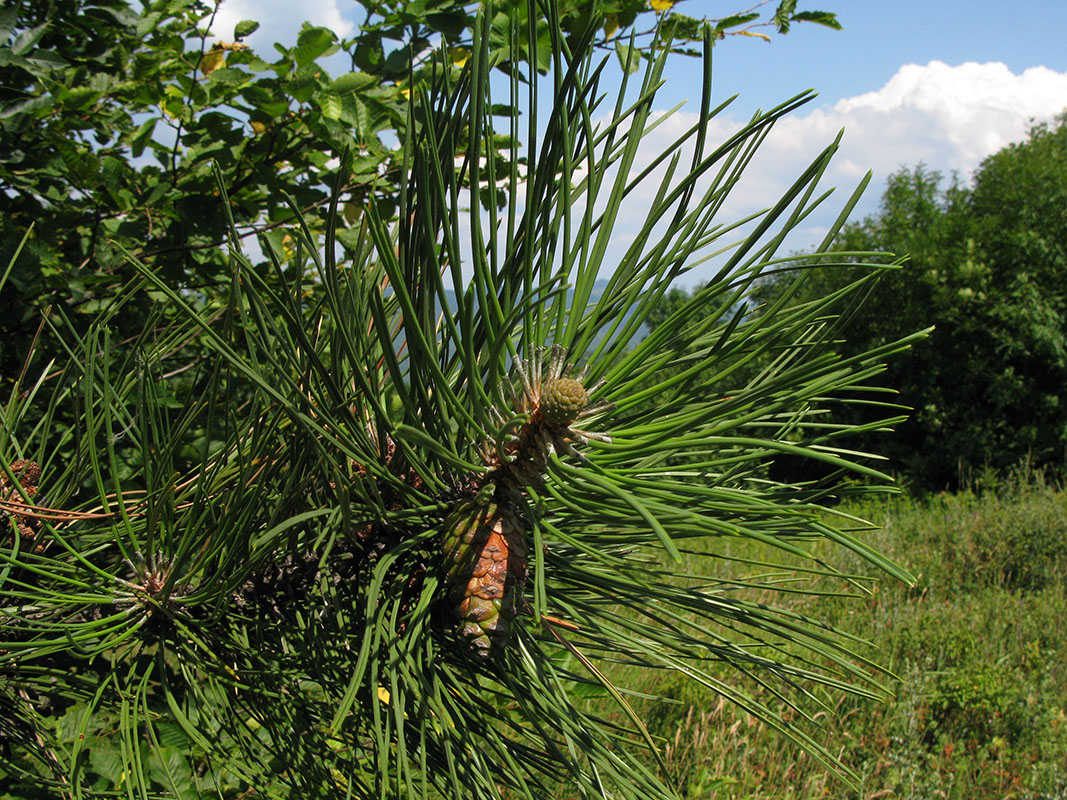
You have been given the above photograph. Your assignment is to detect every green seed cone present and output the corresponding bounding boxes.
[540,377,588,427]
[441,500,528,655]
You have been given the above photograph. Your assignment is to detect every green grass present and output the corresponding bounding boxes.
[596,475,1067,800]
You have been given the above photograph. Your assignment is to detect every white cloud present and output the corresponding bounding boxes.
[616,61,1067,285]
[820,60,1067,177]
[207,0,353,48]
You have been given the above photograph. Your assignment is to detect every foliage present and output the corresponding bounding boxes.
[836,480,1067,799]
[642,284,693,333]
[0,0,839,381]
[580,476,1067,799]
[751,115,1067,491]
[0,0,406,379]
[2,3,909,799]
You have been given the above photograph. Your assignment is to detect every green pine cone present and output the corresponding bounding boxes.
[441,499,528,655]
[540,377,588,427]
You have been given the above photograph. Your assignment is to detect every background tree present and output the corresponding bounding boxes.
[752,114,1067,491]
[1,4,916,798]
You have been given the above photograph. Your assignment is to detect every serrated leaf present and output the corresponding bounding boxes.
[11,23,46,55]
[348,96,371,134]
[60,86,99,110]
[130,117,158,158]
[0,49,25,69]
[0,8,18,41]
[199,47,225,75]
[294,25,335,67]
[715,12,760,30]
[774,0,799,31]
[317,91,342,120]
[205,66,252,85]
[0,94,52,119]
[234,19,260,39]
[148,746,195,800]
[24,49,67,71]
[332,71,376,94]
[792,10,842,29]
[136,10,163,36]
[90,746,125,786]
[155,721,191,749]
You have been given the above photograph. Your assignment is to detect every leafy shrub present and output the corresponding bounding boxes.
[891,475,1067,592]
[748,115,1067,491]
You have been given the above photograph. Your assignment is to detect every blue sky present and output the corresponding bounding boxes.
[605,1,1067,280]
[208,1,1067,284]
[673,0,1067,110]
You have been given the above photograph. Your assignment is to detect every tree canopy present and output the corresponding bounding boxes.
[751,114,1067,491]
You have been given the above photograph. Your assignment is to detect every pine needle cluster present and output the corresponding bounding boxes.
[1,6,923,798]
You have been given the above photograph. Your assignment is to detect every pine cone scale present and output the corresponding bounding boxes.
[441,501,527,654]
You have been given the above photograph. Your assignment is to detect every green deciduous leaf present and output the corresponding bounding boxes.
[11,23,46,55]
[332,70,376,94]
[129,116,158,157]
[25,48,68,71]
[294,25,335,66]
[426,10,469,39]
[792,10,842,29]
[774,0,800,30]
[0,8,18,41]
[234,19,260,39]
[715,12,759,31]
[205,66,252,85]
[89,745,126,786]
[59,85,99,109]
[148,746,195,800]
[316,90,342,120]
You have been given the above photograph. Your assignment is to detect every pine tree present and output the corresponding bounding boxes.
[1,5,921,798]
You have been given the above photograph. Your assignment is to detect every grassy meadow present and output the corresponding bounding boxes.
[589,476,1067,800]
